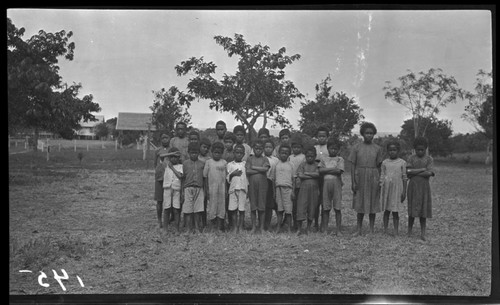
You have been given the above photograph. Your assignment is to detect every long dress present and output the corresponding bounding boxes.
[379,158,407,212]
[245,155,270,211]
[348,142,383,214]
[406,154,434,218]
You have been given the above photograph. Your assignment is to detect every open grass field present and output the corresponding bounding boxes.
[9,147,494,297]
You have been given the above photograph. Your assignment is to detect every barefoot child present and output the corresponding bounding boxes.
[348,122,383,236]
[163,148,183,232]
[289,135,305,230]
[319,138,344,235]
[271,145,295,233]
[406,137,435,241]
[380,140,407,236]
[314,126,330,232]
[227,144,248,233]
[264,139,279,231]
[203,142,228,232]
[245,139,270,233]
[296,146,320,235]
[153,133,171,228]
[182,142,205,233]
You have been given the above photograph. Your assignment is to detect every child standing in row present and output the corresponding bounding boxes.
[406,137,435,241]
[170,122,189,162]
[153,133,171,228]
[198,137,212,163]
[314,126,330,232]
[182,142,205,233]
[379,140,407,236]
[273,129,291,158]
[163,147,183,233]
[319,138,344,235]
[264,138,279,231]
[289,136,305,230]
[348,122,383,236]
[233,125,252,162]
[227,144,248,233]
[203,142,228,232]
[246,139,270,233]
[271,145,295,233]
[222,132,236,163]
[296,146,320,235]
[214,120,227,144]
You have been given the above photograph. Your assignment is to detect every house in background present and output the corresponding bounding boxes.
[115,112,157,149]
[76,115,105,140]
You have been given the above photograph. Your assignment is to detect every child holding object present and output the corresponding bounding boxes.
[296,146,320,235]
[348,122,383,236]
[271,144,295,233]
[406,137,435,241]
[182,142,206,233]
[162,147,183,233]
[203,142,228,232]
[319,138,344,235]
[153,133,171,228]
[226,144,248,233]
[245,139,270,233]
[379,140,407,236]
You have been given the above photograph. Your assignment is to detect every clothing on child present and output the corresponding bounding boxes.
[170,137,190,161]
[227,160,248,211]
[246,155,270,211]
[314,144,329,162]
[348,142,383,214]
[379,158,407,212]
[204,158,228,220]
[296,161,320,221]
[320,156,344,211]
[163,164,183,209]
[406,154,434,218]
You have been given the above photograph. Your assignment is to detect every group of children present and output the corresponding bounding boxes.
[153,120,435,240]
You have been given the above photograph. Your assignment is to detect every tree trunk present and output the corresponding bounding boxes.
[33,129,39,152]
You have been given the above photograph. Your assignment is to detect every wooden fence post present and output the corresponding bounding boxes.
[74,139,76,152]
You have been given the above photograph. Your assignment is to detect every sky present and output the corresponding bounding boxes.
[7,8,493,135]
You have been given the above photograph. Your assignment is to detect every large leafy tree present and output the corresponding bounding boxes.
[461,70,493,139]
[150,86,192,134]
[400,117,453,157]
[7,18,100,150]
[175,33,304,141]
[299,75,364,139]
[383,68,464,138]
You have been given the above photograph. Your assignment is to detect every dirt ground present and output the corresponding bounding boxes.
[9,156,493,296]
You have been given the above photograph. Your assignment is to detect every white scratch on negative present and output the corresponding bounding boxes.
[19,270,33,273]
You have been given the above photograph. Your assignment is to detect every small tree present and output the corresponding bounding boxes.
[93,122,109,139]
[175,33,303,141]
[461,70,493,139]
[400,117,453,157]
[150,86,192,135]
[383,68,464,138]
[299,75,364,139]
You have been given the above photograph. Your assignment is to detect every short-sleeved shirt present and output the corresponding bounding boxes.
[245,155,271,177]
[170,137,190,161]
[297,161,320,177]
[183,159,205,188]
[266,155,280,180]
[227,161,248,193]
[289,153,306,187]
[314,144,329,162]
[347,142,383,168]
[319,156,345,179]
[163,164,183,190]
[272,161,294,188]
[203,158,227,185]
[406,155,435,175]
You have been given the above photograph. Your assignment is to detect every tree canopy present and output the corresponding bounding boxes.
[7,18,100,149]
[175,33,304,141]
[150,86,192,134]
[383,68,464,138]
[461,70,493,139]
[299,75,364,139]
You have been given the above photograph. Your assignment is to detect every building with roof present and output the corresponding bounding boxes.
[115,112,156,132]
[76,115,105,140]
